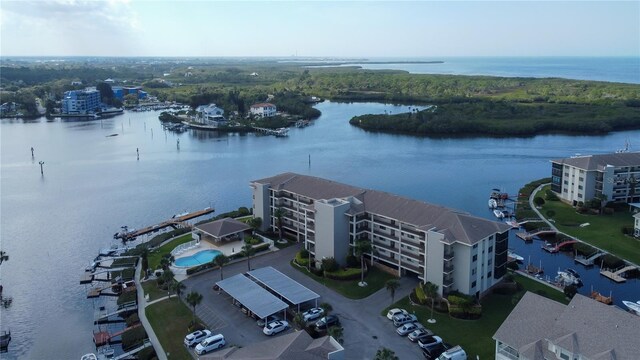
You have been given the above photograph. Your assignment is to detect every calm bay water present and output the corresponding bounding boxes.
[1,57,640,358]
[313,57,640,84]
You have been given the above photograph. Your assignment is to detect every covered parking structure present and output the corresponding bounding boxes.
[216,273,289,321]
[247,266,320,312]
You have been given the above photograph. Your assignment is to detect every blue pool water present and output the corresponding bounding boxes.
[174,249,222,267]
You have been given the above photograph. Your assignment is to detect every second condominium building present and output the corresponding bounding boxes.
[251,173,510,297]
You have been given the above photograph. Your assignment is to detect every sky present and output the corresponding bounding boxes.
[0,1,638,57]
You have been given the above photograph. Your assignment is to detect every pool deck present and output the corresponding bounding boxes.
[175,239,245,259]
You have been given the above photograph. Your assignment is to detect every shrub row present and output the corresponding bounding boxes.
[324,267,363,280]
[295,251,310,267]
[415,284,427,304]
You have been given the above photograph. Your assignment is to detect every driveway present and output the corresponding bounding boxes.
[182,244,423,359]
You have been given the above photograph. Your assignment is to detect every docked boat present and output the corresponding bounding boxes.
[591,290,613,305]
[622,301,640,315]
[488,198,498,209]
[81,354,98,360]
[556,271,582,286]
[0,330,10,349]
[565,268,581,278]
[493,209,505,219]
[507,250,524,262]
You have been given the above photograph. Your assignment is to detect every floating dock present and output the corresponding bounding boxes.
[600,265,637,283]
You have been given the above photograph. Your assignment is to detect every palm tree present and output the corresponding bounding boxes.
[160,254,174,270]
[327,325,344,344]
[249,217,263,233]
[140,246,149,276]
[174,281,186,298]
[186,291,203,325]
[159,268,174,290]
[0,250,8,265]
[293,312,305,330]
[319,302,333,316]
[423,282,439,323]
[354,240,372,286]
[273,207,285,241]
[385,279,400,304]
[375,347,399,360]
[213,254,230,280]
[242,242,256,271]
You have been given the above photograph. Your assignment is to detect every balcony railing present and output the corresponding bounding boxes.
[444,251,455,261]
[443,262,454,274]
[496,344,519,360]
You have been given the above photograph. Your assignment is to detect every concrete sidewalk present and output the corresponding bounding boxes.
[136,261,167,360]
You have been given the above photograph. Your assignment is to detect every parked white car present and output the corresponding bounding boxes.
[393,313,418,327]
[257,315,281,327]
[418,335,444,349]
[302,307,325,322]
[386,308,408,320]
[263,320,289,336]
[194,334,225,355]
[396,322,418,336]
[408,327,434,342]
[183,329,211,347]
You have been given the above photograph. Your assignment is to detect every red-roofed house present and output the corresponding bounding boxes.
[250,103,277,117]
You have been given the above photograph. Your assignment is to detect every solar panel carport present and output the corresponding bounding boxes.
[247,266,320,311]
[216,273,288,320]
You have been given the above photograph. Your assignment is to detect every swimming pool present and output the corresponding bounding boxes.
[174,249,222,267]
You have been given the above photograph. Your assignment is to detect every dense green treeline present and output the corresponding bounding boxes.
[350,101,640,136]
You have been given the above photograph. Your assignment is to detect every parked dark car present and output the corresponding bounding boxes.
[422,342,448,359]
[315,315,340,330]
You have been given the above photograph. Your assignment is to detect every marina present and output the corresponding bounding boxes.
[112,207,214,242]
[3,100,640,358]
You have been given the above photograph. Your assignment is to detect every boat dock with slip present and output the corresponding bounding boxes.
[113,207,214,242]
[251,126,289,137]
[600,265,637,283]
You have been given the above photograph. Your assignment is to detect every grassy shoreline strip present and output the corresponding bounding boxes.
[146,297,198,359]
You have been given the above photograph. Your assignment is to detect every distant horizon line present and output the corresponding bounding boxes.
[1,55,638,59]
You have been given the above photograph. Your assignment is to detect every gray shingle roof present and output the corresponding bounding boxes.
[253,172,510,245]
[493,291,565,352]
[551,152,640,171]
[493,292,640,359]
[201,331,340,360]
[196,217,250,238]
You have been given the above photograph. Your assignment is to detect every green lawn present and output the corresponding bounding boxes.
[381,273,567,359]
[142,280,176,302]
[291,262,396,299]
[146,298,201,360]
[534,186,640,264]
[148,233,194,271]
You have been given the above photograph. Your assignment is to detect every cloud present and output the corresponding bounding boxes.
[1,0,141,55]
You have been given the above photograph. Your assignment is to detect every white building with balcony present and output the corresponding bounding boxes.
[251,172,510,297]
[494,292,640,360]
[550,152,640,205]
[195,104,226,127]
[250,103,277,117]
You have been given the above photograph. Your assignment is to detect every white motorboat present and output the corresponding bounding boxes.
[488,198,498,209]
[622,300,640,315]
[556,271,582,286]
[507,250,524,262]
[493,209,505,219]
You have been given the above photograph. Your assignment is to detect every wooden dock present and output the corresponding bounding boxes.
[95,301,138,324]
[114,207,214,242]
[517,227,556,241]
[93,324,141,346]
[600,265,637,283]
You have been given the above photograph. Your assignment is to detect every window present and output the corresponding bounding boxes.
[488,246,493,253]
[488,259,492,265]
[472,268,476,275]
[471,281,477,288]
[473,244,478,249]
[487,271,492,277]
[579,177,584,182]
[472,255,478,262]
[578,185,583,190]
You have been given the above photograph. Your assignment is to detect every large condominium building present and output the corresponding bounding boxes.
[251,173,510,297]
[61,88,101,114]
[550,152,640,204]
[494,292,640,360]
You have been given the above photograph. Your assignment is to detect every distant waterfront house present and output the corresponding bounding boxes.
[550,152,640,204]
[195,104,227,127]
[0,102,17,115]
[251,172,510,297]
[104,78,115,84]
[250,102,277,117]
[192,218,251,244]
[61,88,101,114]
[493,292,640,360]
[71,80,83,86]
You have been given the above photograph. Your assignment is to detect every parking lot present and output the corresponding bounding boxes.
[182,244,423,359]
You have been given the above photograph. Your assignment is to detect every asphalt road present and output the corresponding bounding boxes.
[182,244,424,359]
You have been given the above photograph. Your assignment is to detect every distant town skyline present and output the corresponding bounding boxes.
[0,1,638,57]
